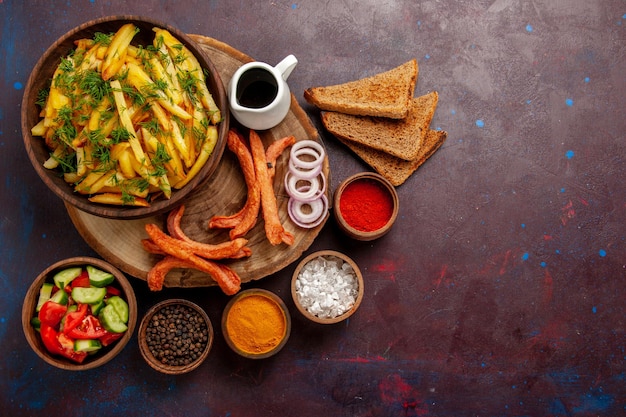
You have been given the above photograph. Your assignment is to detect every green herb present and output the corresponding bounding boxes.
[36,88,50,108]
[87,130,115,170]
[120,82,146,106]
[53,151,78,174]
[124,178,150,199]
[93,32,113,46]
[121,191,136,205]
[111,126,132,144]
[140,118,161,136]
[152,142,172,167]
[54,107,78,146]
[79,69,109,103]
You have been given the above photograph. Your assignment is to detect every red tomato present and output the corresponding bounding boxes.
[38,301,68,328]
[62,304,88,334]
[40,324,87,363]
[67,315,108,340]
[71,271,91,288]
[57,333,87,363]
[105,286,121,296]
[40,323,63,355]
[99,331,124,346]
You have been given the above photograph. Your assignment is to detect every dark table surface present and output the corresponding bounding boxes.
[1,1,624,416]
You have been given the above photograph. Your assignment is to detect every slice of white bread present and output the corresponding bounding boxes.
[304,60,418,119]
[321,91,438,161]
[336,129,447,186]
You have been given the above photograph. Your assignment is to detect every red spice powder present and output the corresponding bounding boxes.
[339,178,394,232]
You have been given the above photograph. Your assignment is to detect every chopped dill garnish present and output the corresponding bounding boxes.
[140,119,161,136]
[79,69,109,103]
[93,32,113,46]
[111,126,132,144]
[152,142,172,166]
[36,88,49,108]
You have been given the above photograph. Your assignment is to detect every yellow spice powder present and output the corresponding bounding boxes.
[226,294,286,354]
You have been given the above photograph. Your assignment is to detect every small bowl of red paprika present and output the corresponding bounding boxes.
[22,257,137,371]
[333,172,399,241]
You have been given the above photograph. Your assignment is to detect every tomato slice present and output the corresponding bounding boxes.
[57,333,87,363]
[62,304,88,335]
[99,331,124,347]
[40,323,64,355]
[105,286,121,296]
[71,271,91,288]
[67,315,109,340]
[40,324,87,363]
[38,301,68,328]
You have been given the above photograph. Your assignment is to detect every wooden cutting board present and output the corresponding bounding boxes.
[65,35,329,289]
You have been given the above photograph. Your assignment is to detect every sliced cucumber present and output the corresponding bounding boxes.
[49,288,69,305]
[31,317,41,332]
[71,287,106,305]
[99,304,128,333]
[35,283,54,312]
[86,265,115,288]
[53,267,83,289]
[106,296,129,324]
[74,339,102,353]
[90,300,105,316]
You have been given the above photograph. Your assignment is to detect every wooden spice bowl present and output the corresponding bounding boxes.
[20,15,229,220]
[22,257,137,371]
[138,299,213,374]
[333,172,399,241]
[291,250,364,325]
[221,289,291,359]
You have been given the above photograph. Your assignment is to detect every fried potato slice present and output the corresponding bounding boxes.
[88,192,150,207]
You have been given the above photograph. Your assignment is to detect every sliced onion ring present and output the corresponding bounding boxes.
[289,156,322,179]
[285,174,319,200]
[284,171,326,202]
[290,140,325,170]
[288,194,328,229]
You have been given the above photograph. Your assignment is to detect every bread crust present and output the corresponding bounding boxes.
[321,92,438,161]
[337,129,447,186]
[304,60,418,119]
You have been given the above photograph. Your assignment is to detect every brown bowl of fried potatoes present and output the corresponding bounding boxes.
[21,16,229,219]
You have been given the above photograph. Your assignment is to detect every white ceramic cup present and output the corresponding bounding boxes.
[228,54,298,130]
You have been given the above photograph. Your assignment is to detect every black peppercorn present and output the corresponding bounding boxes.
[145,304,209,367]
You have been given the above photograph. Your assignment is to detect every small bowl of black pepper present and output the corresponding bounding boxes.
[138,299,213,374]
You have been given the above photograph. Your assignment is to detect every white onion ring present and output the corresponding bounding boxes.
[288,156,322,179]
[284,171,326,202]
[288,194,328,229]
[285,173,319,200]
[290,140,325,170]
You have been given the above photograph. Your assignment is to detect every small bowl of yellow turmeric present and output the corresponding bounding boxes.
[221,289,291,359]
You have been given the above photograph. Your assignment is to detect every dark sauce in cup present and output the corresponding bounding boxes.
[236,68,278,108]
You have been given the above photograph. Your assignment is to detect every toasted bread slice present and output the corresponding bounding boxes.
[321,91,438,161]
[304,60,418,119]
[337,129,447,186]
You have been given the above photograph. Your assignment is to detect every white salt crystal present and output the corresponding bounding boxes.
[295,255,358,319]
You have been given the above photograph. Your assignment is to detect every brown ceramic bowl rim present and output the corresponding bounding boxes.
[20,15,229,220]
[221,289,291,359]
[138,298,213,374]
[291,250,364,324]
[333,172,399,241]
[22,256,137,371]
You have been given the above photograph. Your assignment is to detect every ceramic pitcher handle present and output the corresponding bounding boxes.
[274,54,298,81]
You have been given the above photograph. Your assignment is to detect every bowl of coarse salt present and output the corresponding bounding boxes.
[291,250,364,324]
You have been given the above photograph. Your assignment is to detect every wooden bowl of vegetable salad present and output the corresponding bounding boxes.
[22,257,137,370]
[21,16,229,219]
